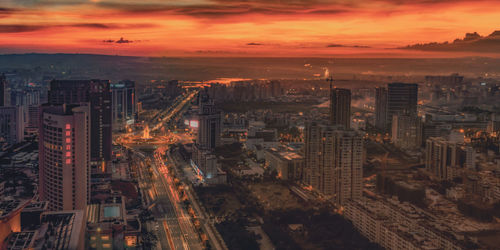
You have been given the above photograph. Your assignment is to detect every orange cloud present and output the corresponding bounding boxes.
[0,0,498,57]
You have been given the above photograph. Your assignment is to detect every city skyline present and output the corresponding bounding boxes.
[0,0,499,57]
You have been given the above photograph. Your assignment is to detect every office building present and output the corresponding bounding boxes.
[330,87,351,129]
[48,79,112,169]
[39,104,90,211]
[303,121,363,203]
[111,80,136,130]
[391,114,423,150]
[0,106,24,144]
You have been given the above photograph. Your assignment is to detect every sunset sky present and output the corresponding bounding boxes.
[0,0,499,57]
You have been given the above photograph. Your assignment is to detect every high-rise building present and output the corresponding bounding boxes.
[303,121,363,203]
[0,106,24,144]
[111,80,136,130]
[332,130,363,204]
[387,83,418,124]
[329,87,351,129]
[375,87,388,131]
[197,99,222,150]
[391,113,423,150]
[304,121,334,195]
[0,73,9,107]
[48,80,112,168]
[376,83,418,132]
[39,104,90,211]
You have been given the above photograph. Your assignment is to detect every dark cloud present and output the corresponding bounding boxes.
[116,37,132,44]
[400,31,500,52]
[0,7,19,18]
[0,25,45,33]
[95,1,350,17]
[247,42,263,46]
[0,23,154,33]
[326,43,370,48]
[103,37,136,44]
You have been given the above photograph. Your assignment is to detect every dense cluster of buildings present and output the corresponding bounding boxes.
[0,76,140,249]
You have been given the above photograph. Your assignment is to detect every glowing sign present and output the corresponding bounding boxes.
[189,120,199,128]
[184,120,190,126]
[65,123,72,165]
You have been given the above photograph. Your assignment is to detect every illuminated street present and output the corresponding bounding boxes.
[120,90,205,250]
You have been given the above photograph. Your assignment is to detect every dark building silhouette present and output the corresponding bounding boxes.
[197,92,221,150]
[0,73,8,106]
[330,87,351,129]
[376,83,418,132]
[375,87,388,131]
[48,80,112,170]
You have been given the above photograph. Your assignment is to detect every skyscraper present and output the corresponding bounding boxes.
[375,87,388,131]
[303,121,363,203]
[48,80,112,168]
[39,104,90,211]
[330,87,351,129]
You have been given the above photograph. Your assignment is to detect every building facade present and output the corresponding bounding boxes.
[39,104,90,211]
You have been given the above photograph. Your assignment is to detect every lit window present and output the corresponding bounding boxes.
[66,138,71,143]
[66,131,71,136]
[66,152,71,157]
[65,124,71,129]
[66,145,71,150]
[66,159,71,164]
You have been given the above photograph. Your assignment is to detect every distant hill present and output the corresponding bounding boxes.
[400,31,500,53]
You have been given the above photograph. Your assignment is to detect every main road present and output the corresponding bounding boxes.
[123,90,204,250]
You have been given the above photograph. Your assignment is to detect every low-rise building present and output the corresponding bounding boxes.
[265,147,303,181]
